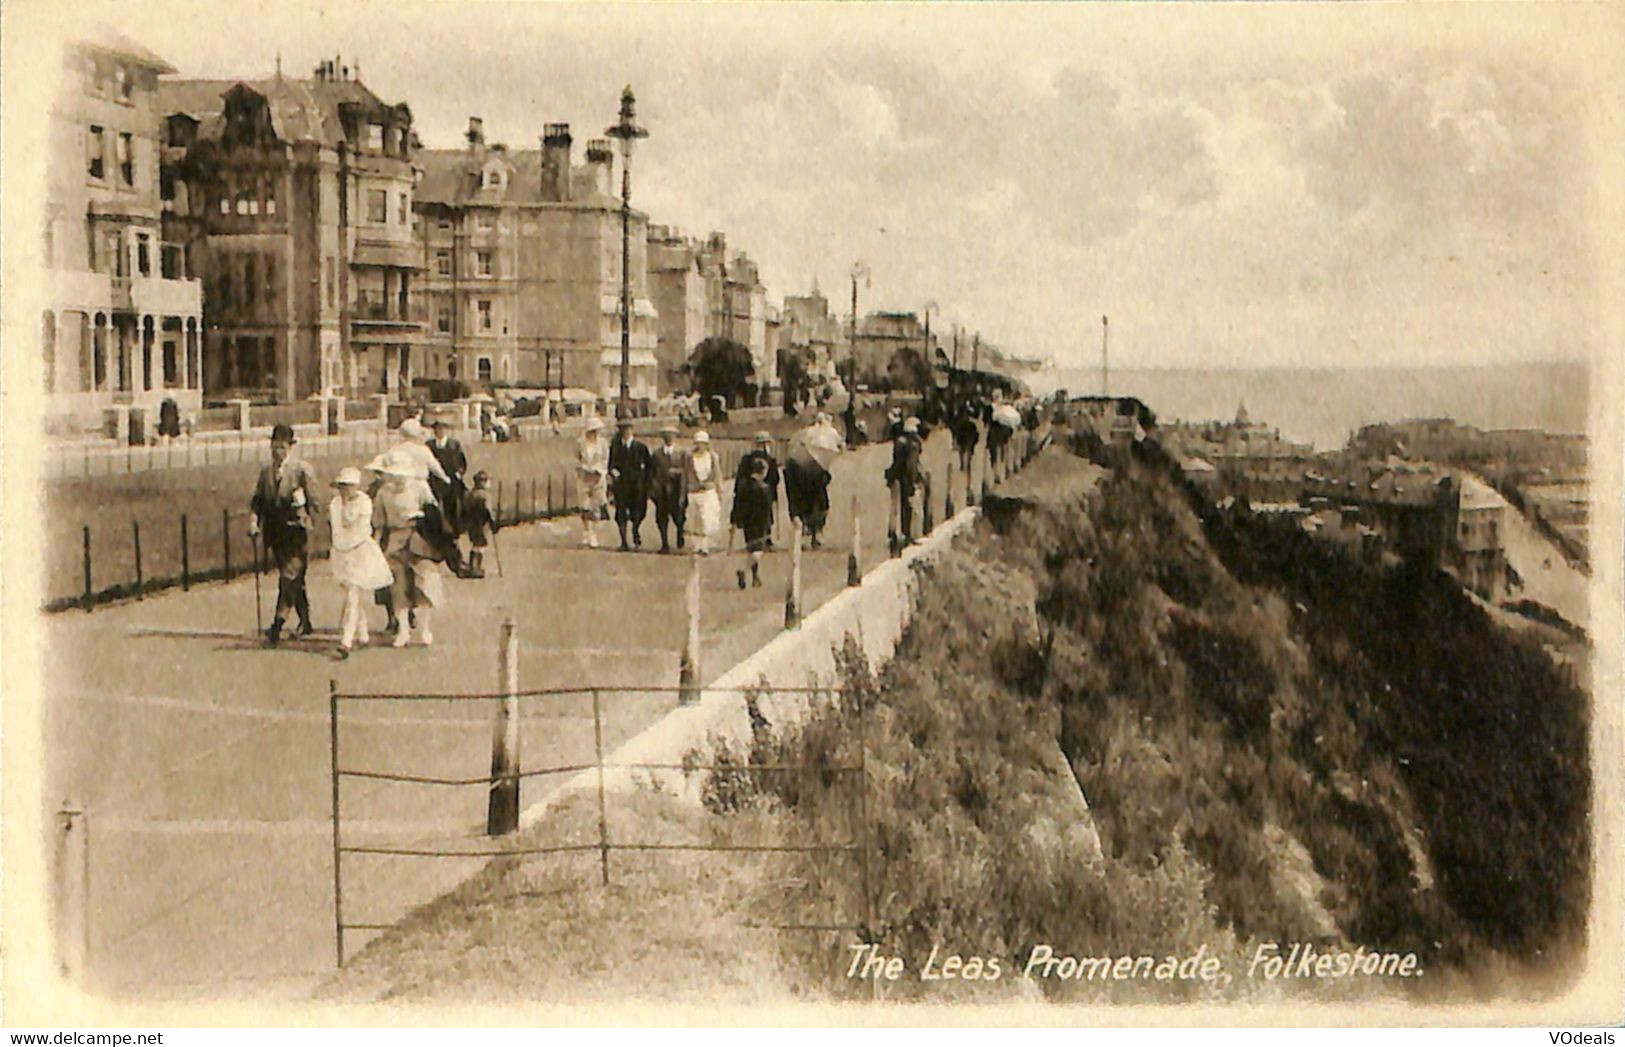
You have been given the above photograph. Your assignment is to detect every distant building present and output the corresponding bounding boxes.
[851,311,937,390]
[44,35,204,434]
[160,59,424,403]
[780,288,842,382]
[646,224,708,393]
[695,233,774,390]
[414,119,658,399]
[1452,474,1509,601]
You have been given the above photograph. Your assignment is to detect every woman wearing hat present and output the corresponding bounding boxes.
[576,416,610,548]
[328,467,393,658]
[378,459,446,646]
[682,430,723,555]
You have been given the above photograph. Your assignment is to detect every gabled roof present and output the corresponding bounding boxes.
[77,32,177,74]
[158,76,396,147]
[416,148,631,213]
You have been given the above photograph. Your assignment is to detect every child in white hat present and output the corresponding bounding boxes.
[329,466,393,658]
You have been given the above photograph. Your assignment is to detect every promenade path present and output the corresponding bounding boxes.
[42,427,1020,998]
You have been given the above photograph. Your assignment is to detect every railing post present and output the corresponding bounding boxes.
[55,801,90,982]
[180,513,190,591]
[678,554,701,705]
[592,688,610,886]
[847,492,862,587]
[496,481,505,529]
[132,520,143,598]
[547,474,554,515]
[487,618,521,835]
[922,471,934,535]
[329,680,344,968]
[82,526,92,609]
[785,518,802,629]
[223,509,231,578]
[530,479,537,522]
[944,463,955,520]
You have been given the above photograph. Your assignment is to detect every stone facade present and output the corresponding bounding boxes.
[159,59,424,403]
[414,119,657,400]
[43,35,205,434]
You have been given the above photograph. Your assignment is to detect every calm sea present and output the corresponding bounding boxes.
[1038,362,1591,450]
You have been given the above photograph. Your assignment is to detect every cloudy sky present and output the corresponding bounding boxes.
[27,1,1620,372]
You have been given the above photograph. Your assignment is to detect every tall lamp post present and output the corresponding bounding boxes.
[847,262,869,390]
[606,85,648,413]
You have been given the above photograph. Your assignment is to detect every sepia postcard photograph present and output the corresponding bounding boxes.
[1,0,1621,1030]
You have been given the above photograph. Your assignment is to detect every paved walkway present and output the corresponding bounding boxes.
[43,427,1028,997]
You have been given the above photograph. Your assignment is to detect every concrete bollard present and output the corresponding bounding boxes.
[678,554,701,704]
[486,619,521,835]
[847,491,862,587]
[785,518,803,629]
[55,802,89,981]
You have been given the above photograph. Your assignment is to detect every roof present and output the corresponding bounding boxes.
[416,149,635,213]
[158,76,395,147]
[77,31,177,74]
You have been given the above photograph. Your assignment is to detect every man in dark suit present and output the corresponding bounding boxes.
[249,424,320,645]
[650,423,689,553]
[427,415,473,576]
[732,431,781,547]
[609,415,654,551]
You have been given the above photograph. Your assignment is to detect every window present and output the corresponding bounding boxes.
[476,212,494,231]
[118,132,134,187]
[161,244,180,280]
[366,188,387,223]
[42,312,56,394]
[437,216,451,231]
[263,253,277,306]
[436,250,451,276]
[242,254,257,309]
[477,356,493,381]
[437,303,452,333]
[367,123,384,152]
[236,189,251,215]
[136,234,151,277]
[114,66,129,101]
[476,249,493,277]
[397,192,408,225]
[87,126,105,180]
[325,257,336,307]
[477,300,492,331]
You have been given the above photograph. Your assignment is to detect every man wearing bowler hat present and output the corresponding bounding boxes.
[649,422,689,553]
[249,423,321,645]
[608,411,654,551]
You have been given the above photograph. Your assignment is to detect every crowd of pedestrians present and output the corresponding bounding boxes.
[245,395,1037,658]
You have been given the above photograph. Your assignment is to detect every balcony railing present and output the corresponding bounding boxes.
[351,293,427,324]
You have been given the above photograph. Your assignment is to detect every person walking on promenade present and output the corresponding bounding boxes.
[732,431,781,548]
[650,423,689,553]
[886,416,925,553]
[784,411,840,548]
[734,457,773,590]
[378,461,445,647]
[952,398,981,475]
[683,430,723,556]
[327,466,393,659]
[249,423,320,646]
[576,416,610,548]
[609,414,654,551]
[428,415,469,534]
[464,471,498,578]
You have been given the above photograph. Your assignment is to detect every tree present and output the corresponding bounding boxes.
[690,337,755,408]
[886,345,934,393]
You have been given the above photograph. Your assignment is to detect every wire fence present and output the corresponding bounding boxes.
[327,683,869,967]
[41,434,780,613]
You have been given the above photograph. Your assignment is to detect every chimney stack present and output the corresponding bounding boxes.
[467,117,486,162]
[585,138,613,195]
[541,122,572,202]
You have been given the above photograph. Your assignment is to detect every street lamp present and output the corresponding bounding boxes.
[847,261,869,389]
[606,84,648,412]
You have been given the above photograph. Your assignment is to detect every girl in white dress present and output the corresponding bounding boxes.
[684,430,723,555]
[328,466,394,658]
[577,417,610,548]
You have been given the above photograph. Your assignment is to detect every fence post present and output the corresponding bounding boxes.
[847,492,862,587]
[496,481,505,529]
[180,513,190,591]
[55,802,90,982]
[591,688,610,886]
[547,474,554,515]
[944,464,955,520]
[223,509,231,577]
[82,526,92,608]
[785,518,802,629]
[678,554,701,705]
[487,618,521,835]
[132,520,143,598]
[922,471,935,535]
[329,680,344,968]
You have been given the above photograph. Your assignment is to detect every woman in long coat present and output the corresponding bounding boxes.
[576,417,610,548]
[682,430,724,555]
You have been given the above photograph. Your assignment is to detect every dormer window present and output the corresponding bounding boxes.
[367,123,385,152]
[481,163,505,190]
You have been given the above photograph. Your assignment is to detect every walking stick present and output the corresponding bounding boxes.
[491,530,505,578]
[250,532,264,634]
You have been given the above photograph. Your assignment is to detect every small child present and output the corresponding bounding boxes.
[328,466,394,658]
[465,471,498,578]
[735,457,773,590]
